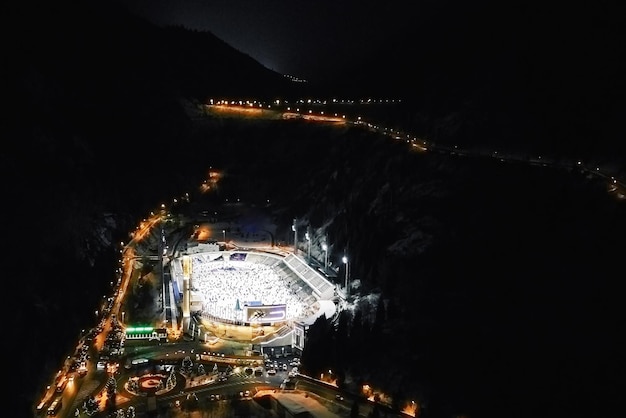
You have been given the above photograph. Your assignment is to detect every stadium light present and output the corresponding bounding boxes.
[292,218,297,254]
[342,256,349,296]
[305,232,311,261]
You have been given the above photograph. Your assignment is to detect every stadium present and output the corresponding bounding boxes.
[168,245,339,355]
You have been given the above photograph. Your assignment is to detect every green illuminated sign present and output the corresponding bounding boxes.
[126,326,154,333]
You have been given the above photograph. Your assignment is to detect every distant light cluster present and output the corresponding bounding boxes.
[283,74,308,83]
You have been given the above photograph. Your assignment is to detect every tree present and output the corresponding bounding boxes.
[349,309,365,354]
[181,355,194,374]
[350,400,360,418]
[300,314,329,375]
[166,366,177,390]
[336,309,351,363]
[371,295,386,339]
[82,395,99,416]
[126,405,136,418]
[106,375,117,412]
[183,392,199,411]
[369,403,381,418]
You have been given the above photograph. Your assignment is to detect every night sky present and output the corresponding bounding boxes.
[117,0,417,80]
[114,0,626,154]
[115,1,626,84]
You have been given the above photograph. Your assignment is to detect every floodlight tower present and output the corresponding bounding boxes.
[292,218,298,255]
[342,255,349,297]
[305,228,311,262]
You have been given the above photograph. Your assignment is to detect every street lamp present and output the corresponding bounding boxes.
[342,256,349,295]
[305,232,311,261]
[322,243,328,272]
[292,218,297,254]
[222,229,226,242]
[121,311,125,323]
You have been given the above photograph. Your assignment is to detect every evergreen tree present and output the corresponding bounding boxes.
[369,403,381,418]
[181,355,194,374]
[167,367,177,389]
[106,375,117,412]
[372,295,386,339]
[385,296,399,321]
[350,400,360,418]
[300,313,328,376]
[350,309,364,353]
[336,309,351,363]
[391,386,406,412]
[83,395,99,416]
[184,392,199,411]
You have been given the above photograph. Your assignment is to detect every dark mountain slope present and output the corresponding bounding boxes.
[6,0,315,263]
[327,1,626,168]
[186,117,626,418]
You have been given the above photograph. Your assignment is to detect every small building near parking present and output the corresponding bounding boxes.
[255,390,342,418]
[124,326,168,342]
